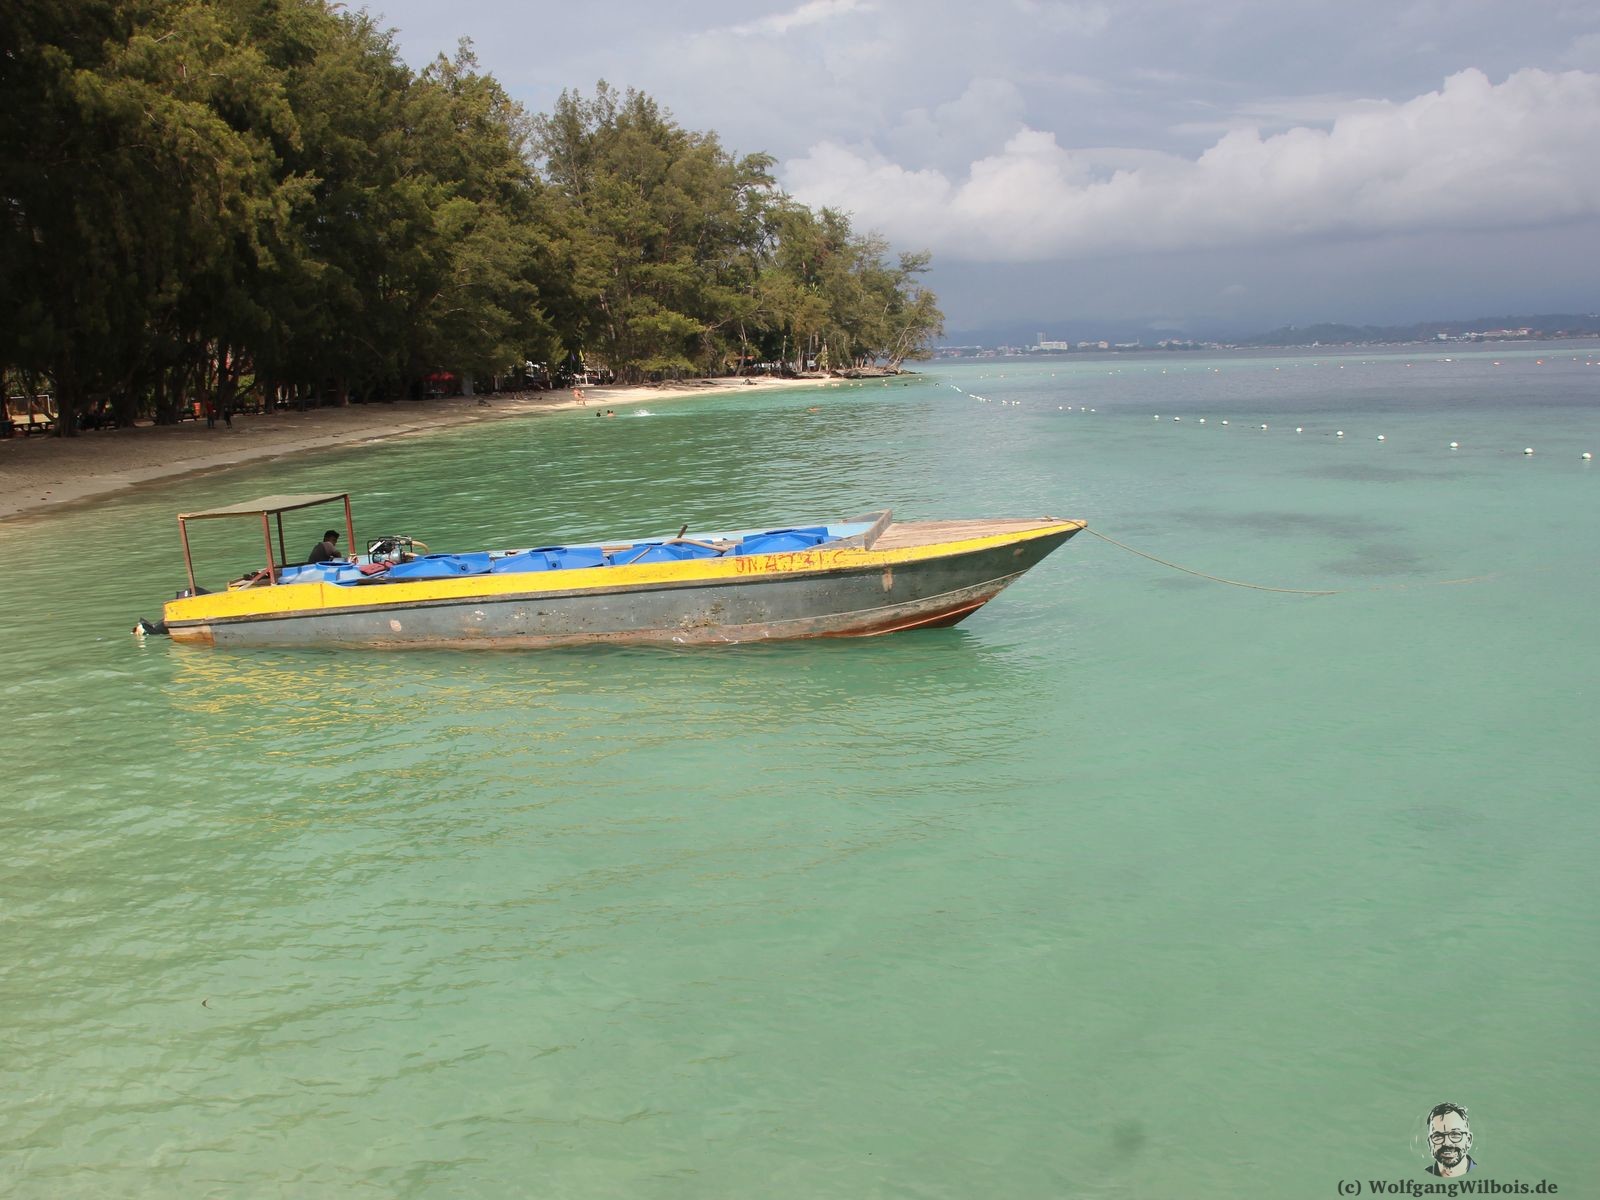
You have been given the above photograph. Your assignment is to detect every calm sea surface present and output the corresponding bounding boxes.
[3,345,1597,1197]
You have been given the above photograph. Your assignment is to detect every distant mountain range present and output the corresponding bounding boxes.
[1237,313,1600,346]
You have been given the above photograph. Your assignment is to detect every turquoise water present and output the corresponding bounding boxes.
[3,346,1596,1197]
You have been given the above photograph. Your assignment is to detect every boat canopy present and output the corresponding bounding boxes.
[176,492,354,593]
[178,493,349,520]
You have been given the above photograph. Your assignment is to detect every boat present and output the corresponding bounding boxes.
[145,493,1085,649]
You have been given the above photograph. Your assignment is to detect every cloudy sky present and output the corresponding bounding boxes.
[368,0,1600,339]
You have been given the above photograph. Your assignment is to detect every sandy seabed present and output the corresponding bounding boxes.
[0,377,825,523]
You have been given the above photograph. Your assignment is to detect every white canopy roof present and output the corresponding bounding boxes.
[178,493,348,520]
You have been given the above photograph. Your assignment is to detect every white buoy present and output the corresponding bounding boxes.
[1295,427,1303,433]
[1524,447,1534,455]
[1583,452,1593,460]
[1260,423,1268,430]
[1377,435,1386,441]
[1221,420,1229,426]
[1153,414,1160,419]
[1198,418,1206,424]
[1336,431,1344,437]
[1449,442,1459,449]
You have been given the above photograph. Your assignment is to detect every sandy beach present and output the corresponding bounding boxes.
[0,376,826,522]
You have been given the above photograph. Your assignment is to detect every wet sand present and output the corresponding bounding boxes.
[1,377,822,522]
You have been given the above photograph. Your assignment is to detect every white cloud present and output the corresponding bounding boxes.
[886,77,1028,168]
[726,0,873,38]
[1563,32,1600,71]
[1013,0,1111,36]
[1170,94,1395,137]
[782,68,1600,261]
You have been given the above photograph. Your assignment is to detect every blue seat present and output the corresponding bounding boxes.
[607,542,661,566]
[386,553,492,580]
[662,542,723,560]
[544,546,606,570]
[608,542,719,566]
[490,550,555,574]
[279,562,358,584]
[737,527,830,554]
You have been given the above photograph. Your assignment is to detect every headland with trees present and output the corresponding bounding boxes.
[1,0,944,437]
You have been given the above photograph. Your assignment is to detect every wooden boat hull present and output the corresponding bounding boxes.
[163,518,1084,650]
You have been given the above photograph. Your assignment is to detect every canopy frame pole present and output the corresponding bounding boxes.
[179,518,197,594]
[260,513,278,584]
[275,512,287,568]
[343,495,355,560]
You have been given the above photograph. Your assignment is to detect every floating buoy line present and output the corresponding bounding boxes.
[938,384,1594,459]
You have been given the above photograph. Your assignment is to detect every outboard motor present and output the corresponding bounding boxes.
[367,535,425,565]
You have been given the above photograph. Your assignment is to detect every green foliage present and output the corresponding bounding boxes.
[533,85,942,381]
[0,4,940,436]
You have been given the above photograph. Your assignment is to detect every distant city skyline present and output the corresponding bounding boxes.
[942,310,1600,349]
[369,0,1600,334]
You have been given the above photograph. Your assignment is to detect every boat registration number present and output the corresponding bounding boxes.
[732,549,852,575]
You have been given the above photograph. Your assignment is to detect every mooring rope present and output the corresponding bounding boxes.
[1082,527,1341,595]
[1083,527,1507,595]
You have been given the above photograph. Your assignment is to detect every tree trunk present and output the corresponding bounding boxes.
[216,371,238,426]
[51,353,81,437]
[151,368,169,425]
[112,367,142,427]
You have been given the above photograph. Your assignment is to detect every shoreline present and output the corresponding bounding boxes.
[0,376,827,523]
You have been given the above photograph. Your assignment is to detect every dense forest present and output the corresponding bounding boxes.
[0,0,944,435]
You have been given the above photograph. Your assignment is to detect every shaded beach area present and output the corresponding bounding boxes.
[0,376,824,522]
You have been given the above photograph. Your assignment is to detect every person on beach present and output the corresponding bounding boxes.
[572,387,586,405]
[307,530,344,564]
[1424,1103,1475,1177]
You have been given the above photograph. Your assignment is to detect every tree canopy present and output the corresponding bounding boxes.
[1,0,943,434]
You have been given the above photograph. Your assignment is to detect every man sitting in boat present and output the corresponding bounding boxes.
[307,530,345,564]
